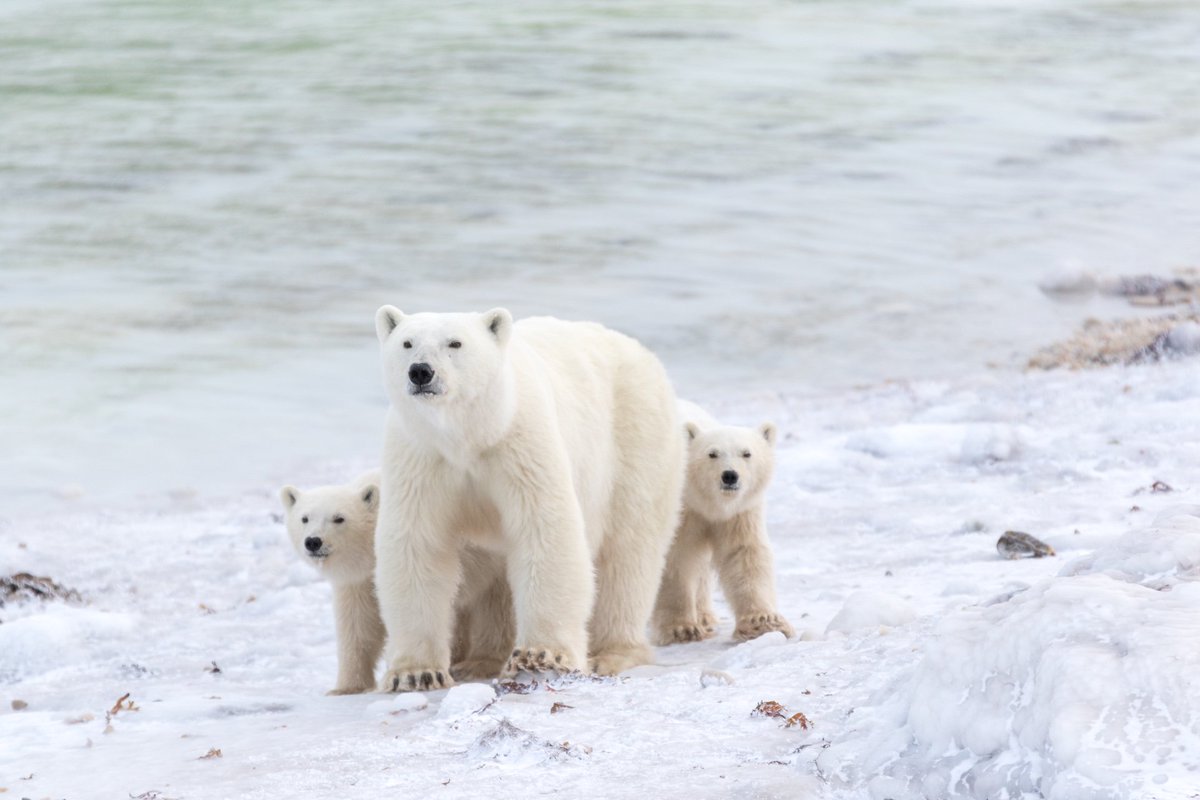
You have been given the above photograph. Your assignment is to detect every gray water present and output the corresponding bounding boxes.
[3,0,1200,514]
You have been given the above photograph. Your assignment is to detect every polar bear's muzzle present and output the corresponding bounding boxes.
[304,535,330,559]
[407,362,442,396]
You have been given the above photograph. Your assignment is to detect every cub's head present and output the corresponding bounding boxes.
[375,307,512,408]
[684,421,777,521]
[279,482,378,584]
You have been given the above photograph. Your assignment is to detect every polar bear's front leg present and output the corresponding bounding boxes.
[712,509,795,642]
[496,470,592,675]
[651,512,715,645]
[375,498,462,692]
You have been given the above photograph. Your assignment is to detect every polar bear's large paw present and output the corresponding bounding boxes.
[589,645,652,676]
[381,666,454,693]
[503,647,576,676]
[654,621,708,645]
[451,657,506,682]
[733,612,795,642]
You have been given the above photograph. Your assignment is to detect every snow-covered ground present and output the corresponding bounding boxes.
[3,360,1200,799]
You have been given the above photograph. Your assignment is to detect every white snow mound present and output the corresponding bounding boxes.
[366,692,429,716]
[825,590,916,634]
[818,516,1200,800]
[437,683,496,719]
[845,423,1024,464]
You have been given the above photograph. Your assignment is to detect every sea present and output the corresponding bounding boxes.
[3,0,1199,514]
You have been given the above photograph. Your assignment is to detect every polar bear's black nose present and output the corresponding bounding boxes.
[305,536,322,553]
[721,470,739,486]
[409,362,435,386]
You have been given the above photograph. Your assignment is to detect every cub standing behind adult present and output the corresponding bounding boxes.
[280,471,514,694]
[652,400,795,645]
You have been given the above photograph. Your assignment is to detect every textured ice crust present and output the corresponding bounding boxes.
[818,513,1200,799]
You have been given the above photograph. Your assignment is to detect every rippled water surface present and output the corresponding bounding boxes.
[3,0,1200,511]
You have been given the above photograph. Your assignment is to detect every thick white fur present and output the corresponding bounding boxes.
[373,307,684,691]
[281,472,514,693]
[652,400,795,644]
[281,471,386,695]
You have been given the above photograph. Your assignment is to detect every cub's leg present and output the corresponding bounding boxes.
[451,549,514,682]
[711,508,794,642]
[328,580,386,695]
[651,512,715,645]
[696,570,718,637]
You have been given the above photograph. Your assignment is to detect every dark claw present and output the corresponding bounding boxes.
[406,674,416,689]
[420,671,433,689]
[537,650,547,662]
[512,649,521,658]
[554,654,564,664]
[391,676,399,691]
[436,671,444,685]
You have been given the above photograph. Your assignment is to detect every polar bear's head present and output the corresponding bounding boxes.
[375,307,513,408]
[279,482,379,584]
[683,421,777,521]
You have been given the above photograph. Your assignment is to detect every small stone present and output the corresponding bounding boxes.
[997,531,1056,560]
[10,700,27,711]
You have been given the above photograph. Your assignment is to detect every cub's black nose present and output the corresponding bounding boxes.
[721,470,739,486]
[305,536,323,553]
[408,362,435,386]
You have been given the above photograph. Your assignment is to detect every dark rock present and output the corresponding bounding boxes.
[997,531,1056,560]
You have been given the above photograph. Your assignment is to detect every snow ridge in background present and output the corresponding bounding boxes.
[820,511,1200,800]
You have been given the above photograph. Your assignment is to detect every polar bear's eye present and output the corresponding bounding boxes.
[301,516,309,524]
[708,450,719,459]
[448,340,462,349]
[333,515,345,524]
[402,340,412,349]
[741,451,752,458]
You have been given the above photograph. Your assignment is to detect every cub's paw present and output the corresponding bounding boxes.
[733,612,795,642]
[326,684,373,696]
[503,647,575,677]
[450,657,506,682]
[654,622,706,645]
[698,611,719,637]
[589,645,652,676]
[381,666,453,693]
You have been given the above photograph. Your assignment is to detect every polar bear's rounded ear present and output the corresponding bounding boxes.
[483,308,512,346]
[759,423,778,447]
[684,422,701,442]
[280,485,299,509]
[375,305,405,344]
[361,484,379,510]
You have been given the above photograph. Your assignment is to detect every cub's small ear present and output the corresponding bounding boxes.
[375,305,405,343]
[280,486,299,509]
[483,308,512,345]
[759,423,778,446]
[684,422,701,442]
[361,484,379,509]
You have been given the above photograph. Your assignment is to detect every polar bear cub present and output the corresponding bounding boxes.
[652,400,795,644]
[281,472,516,692]
[373,307,684,691]
[280,471,386,695]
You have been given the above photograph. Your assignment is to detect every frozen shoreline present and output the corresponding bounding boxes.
[3,359,1199,799]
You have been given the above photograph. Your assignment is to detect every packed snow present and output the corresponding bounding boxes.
[3,360,1200,799]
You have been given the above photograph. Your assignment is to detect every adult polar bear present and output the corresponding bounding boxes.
[374,306,684,690]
